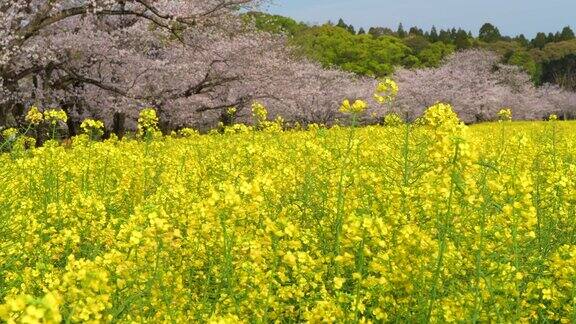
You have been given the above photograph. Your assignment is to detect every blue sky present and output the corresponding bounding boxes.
[265,0,576,38]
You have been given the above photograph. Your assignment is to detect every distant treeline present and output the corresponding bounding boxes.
[246,12,576,90]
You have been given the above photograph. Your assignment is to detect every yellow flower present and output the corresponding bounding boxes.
[25,106,44,125]
[252,102,268,125]
[2,128,18,140]
[137,108,160,138]
[3,100,576,322]
[383,112,403,126]
[374,78,399,104]
[283,252,297,267]
[80,119,105,139]
[178,128,200,137]
[542,288,553,301]
[0,292,61,323]
[333,277,345,290]
[340,99,368,114]
[422,102,461,129]
[498,108,513,122]
[43,109,68,124]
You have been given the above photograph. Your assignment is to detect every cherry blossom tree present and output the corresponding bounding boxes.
[393,49,576,123]
[1,0,383,133]
[7,3,572,134]
[539,83,576,120]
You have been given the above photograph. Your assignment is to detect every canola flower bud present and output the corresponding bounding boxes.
[25,106,44,125]
[340,99,368,114]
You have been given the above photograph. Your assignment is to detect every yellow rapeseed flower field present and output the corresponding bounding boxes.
[2,104,576,323]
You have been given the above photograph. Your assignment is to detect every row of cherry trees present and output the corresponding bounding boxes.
[0,0,378,134]
[393,50,576,123]
[1,1,574,134]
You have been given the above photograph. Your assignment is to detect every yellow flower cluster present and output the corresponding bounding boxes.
[0,128,35,154]
[374,78,399,104]
[498,108,513,122]
[2,103,576,322]
[137,108,160,138]
[178,128,200,138]
[250,102,284,132]
[24,107,43,125]
[422,102,461,129]
[339,99,368,114]
[383,112,404,126]
[1,128,18,140]
[0,292,61,323]
[252,102,268,124]
[80,119,105,139]
[43,109,68,125]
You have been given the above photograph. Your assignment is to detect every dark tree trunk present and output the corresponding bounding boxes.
[0,102,19,128]
[67,118,79,137]
[112,111,126,139]
[0,81,23,128]
[219,110,236,126]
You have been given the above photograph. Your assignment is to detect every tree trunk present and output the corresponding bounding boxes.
[0,80,22,128]
[112,111,126,139]
[0,103,18,128]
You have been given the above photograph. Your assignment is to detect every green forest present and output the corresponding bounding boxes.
[247,12,576,89]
